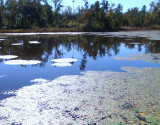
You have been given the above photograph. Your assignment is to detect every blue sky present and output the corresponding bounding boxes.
[62,0,157,12]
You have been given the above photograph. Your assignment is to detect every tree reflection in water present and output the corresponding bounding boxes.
[0,35,159,70]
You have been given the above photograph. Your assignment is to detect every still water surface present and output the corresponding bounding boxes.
[0,34,160,99]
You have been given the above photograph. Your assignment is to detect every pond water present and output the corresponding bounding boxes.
[0,33,160,100]
[0,31,160,124]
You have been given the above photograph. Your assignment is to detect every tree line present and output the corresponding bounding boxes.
[0,0,160,31]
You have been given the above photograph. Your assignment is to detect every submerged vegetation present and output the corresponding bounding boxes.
[0,0,160,31]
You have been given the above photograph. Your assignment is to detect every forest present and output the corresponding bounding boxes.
[0,0,160,31]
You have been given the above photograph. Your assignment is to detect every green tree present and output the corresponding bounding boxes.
[126,7,140,26]
[52,0,62,26]
[0,0,4,28]
[6,0,19,29]
[44,4,54,26]
[83,0,89,10]
[102,0,109,12]
[107,3,115,27]
[114,3,123,26]
[139,5,146,27]
[152,1,160,25]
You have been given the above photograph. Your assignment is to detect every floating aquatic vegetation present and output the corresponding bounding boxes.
[114,53,160,64]
[128,36,138,38]
[104,36,114,38]
[51,58,78,67]
[4,60,41,65]
[0,55,18,59]
[0,67,159,124]
[29,41,41,44]
[125,39,133,41]
[128,43,142,45]
[51,62,72,67]
[12,43,23,46]
[30,78,49,84]
[121,103,133,110]
[2,90,15,95]
[51,58,78,63]
[0,32,86,36]
[0,31,160,40]
[116,36,127,38]
[0,39,5,41]
[109,31,160,40]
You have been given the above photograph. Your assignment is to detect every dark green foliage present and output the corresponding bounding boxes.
[81,1,110,31]
[0,7,2,28]
[0,0,159,31]
[123,1,160,27]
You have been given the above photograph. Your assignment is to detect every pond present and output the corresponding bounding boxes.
[0,31,160,124]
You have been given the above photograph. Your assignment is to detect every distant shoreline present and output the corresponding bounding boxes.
[0,27,160,33]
